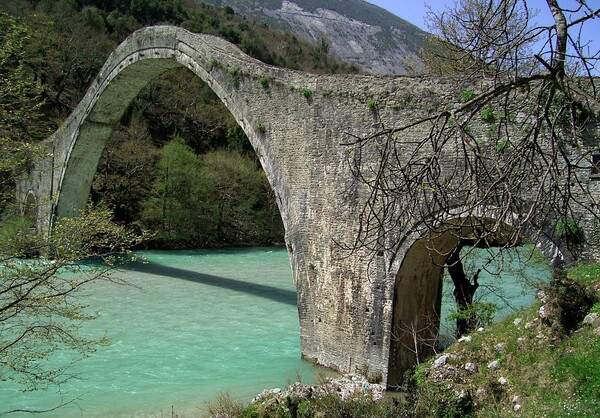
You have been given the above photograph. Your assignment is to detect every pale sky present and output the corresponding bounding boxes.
[367,0,599,47]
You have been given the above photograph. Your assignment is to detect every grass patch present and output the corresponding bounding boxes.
[552,338,600,415]
[413,265,600,417]
[568,262,600,284]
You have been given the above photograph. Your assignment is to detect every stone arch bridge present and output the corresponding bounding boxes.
[17,26,599,386]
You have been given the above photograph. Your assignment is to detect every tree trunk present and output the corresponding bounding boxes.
[447,247,479,337]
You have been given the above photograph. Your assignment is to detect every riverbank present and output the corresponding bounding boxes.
[205,263,600,417]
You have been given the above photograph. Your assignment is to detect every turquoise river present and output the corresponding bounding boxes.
[0,246,550,417]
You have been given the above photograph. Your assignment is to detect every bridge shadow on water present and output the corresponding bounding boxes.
[121,260,298,307]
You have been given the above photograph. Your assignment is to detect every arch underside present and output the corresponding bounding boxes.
[386,217,565,387]
[55,50,266,221]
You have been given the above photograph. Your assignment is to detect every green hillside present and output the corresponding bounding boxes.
[199,0,430,74]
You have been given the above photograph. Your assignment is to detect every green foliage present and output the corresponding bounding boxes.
[0,216,36,256]
[259,76,269,88]
[366,99,376,110]
[141,137,214,247]
[226,125,253,155]
[567,263,600,284]
[229,67,241,86]
[255,123,266,133]
[448,302,497,329]
[0,11,47,206]
[459,89,475,102]
[141,141,282,247]
[301,87,313,99]
[545,271,597,334]
[480,107,495,122]
[411,263,600,418]
[0,206,143,391]
[552,338,600,414]
[222,5,235,15]
[92,119,159,224]
[130,0,185,24]
[495,140,507,153]
[200,150,280,246]
[555,218,584,245]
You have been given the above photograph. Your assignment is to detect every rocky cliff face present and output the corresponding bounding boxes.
[202,0,429,74]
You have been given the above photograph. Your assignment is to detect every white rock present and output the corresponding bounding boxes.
[434,355,449,368]
[583,313,598,325]
[539,305,547,319]
[517,337,526,343]
[498,376,508,385]
[537,290,547,302]
[524,322,533,329]
[512,395,520,404]
[594,327,600,336]
[495,343,507,351]
[477,327,485,332]
[514,404,521,412]
[513,318,523,326]
[465,362,476,373]
[458,335,472,343]
[487,360,500,369]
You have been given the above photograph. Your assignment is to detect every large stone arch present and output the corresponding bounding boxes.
[18,26,599,385]
[386,212,569,386]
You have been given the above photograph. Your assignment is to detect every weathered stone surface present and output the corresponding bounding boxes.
[582,313,598,325]
[18,26,600,387]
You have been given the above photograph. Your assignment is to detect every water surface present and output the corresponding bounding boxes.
[1,245,550,416]
[1,247,316,417]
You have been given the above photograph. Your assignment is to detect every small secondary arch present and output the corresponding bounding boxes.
[386,215,566,387]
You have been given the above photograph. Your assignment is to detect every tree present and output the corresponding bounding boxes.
[201,150,279,246]
[0,10,48,209]
[0,206,142,410]
[0,12,143,409]
[141,137,216,246]
[346,0,600,336]
[92,117,159,224]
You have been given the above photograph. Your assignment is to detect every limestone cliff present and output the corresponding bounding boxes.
[200,0,429,74]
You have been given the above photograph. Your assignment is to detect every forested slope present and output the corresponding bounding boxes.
[0,0,360,248]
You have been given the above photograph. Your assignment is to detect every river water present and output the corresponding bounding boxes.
[0,246,550,417]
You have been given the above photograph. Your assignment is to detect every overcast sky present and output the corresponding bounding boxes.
[366,0,599,48]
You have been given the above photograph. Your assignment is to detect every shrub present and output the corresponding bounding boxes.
[459,89,475,102]
[555,218,584,245]
[301,87,313,99]
[448,302,497,329]
[545,271,597,334]
[480,108,495,122]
